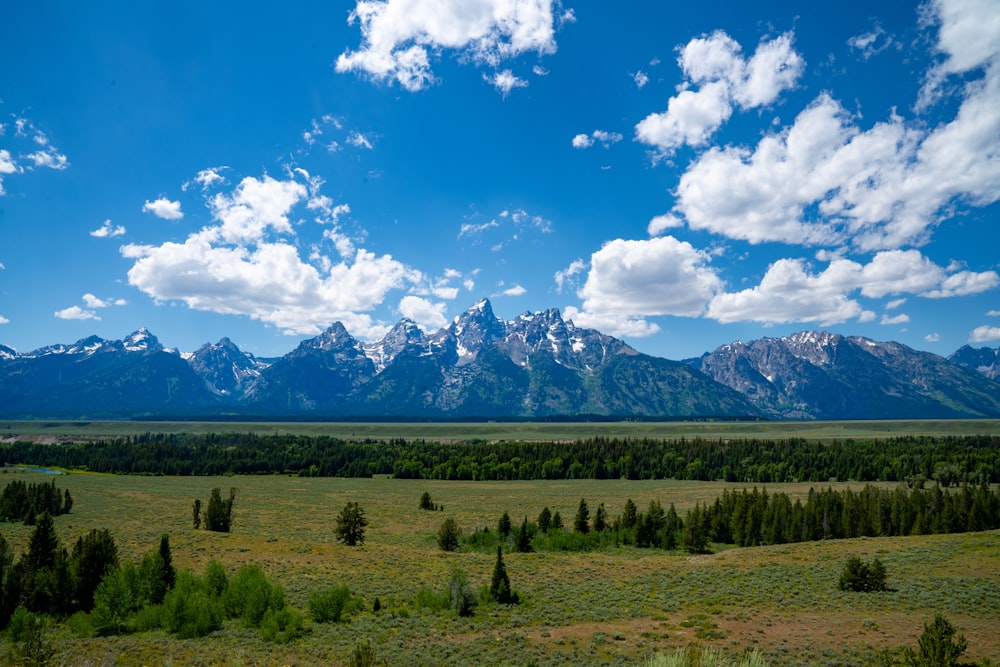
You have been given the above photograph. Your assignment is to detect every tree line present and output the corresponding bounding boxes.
[453,480,1000,556]
[2,433,999,484]
[0,478,72,525]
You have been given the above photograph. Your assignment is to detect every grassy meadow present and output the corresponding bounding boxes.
[1,467,997,666]
[2,418,999,442]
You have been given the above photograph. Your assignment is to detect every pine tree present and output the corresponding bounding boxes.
[516,516,533,553]
[594,503,607,532]
[335,502,368,546]
[537,506,552,533]
[622,499,638,529]
[192,499,202,529]
[489,546,517,604]
[159,534,176,590]
[498,511,512,538]
[574,498,590,534]
[904,614,968,666]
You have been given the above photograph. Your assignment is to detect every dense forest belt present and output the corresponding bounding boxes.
[2,433,999,484]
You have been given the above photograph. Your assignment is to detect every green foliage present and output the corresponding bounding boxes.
[90,566,139,636]
[224,564,286,628]
[574,498,590,533]
[203,559,228,597]
[0,479,71,524]
[192,498,201,529]
[162,571,223,639]
[10,432,1000,486]
[498,510,512,538]
[7,606,52,667]
[308,585,351,623]
[202,487,236,533]
[903,614,968,667]
[516,516,533,553]
[349,639,378,667]
[839,557,889,592]
[335,501,368,546]
[537,506,552,532]
[70,528,119,612]
[489,546,518,605]
[259,606,306,643]
[437,517,461,551]
[447,566,476,617]
[646,645,769,667]
[418,491,438,510]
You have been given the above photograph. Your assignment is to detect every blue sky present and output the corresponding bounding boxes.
[1,0,998,360]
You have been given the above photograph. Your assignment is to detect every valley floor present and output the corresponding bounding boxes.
[2,472,998,666]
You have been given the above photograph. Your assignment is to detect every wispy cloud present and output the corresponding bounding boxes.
[90,219,126,238]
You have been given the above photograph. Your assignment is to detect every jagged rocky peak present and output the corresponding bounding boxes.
[949,344,1000,380]
[124,327,163,352]
[363,318,426,372]
[0,344,16,361]
[452,298,506,361]
[302,322,359,352]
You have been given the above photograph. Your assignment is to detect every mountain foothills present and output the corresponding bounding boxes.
[0,299,998,420]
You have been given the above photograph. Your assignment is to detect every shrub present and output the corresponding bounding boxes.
[162,572,223,639]
[437,517,461,551]
[309,585,351,623]
[259,606,306,643]
[224,564,285,627]
[838,557,889,592]
[349,640,378,667]
[448,566,476,617]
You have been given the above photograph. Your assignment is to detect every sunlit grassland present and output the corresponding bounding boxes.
[1,469,998,666]
[2,418,999,441]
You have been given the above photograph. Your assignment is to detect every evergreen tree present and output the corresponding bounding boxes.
[551,510,563,530]
[204,487,236,533]
[335,502,368,546]
[159,534,175,588]
[192,499,202,529]
[537,506,552,533]
[70,528,119,612]
[497,511,512,539]
[904,614,968,667]
[489,546,517,604]
[419,491,436,511]
[26,511,59,572]
[516,516,533,553]
[622,498,638,529]
[594,503,607,532]
[63,489,73,514]
[574,498,590,534]
[437,517,460,552]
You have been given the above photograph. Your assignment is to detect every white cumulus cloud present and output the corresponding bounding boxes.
[970,325,1000,342]
[54,305,100,321]
[636,31,804,156]
[336,0,560,92]
[571,129,623,149]
[121,172,424,338]
[142,197,184,220]
[399,295,448,330]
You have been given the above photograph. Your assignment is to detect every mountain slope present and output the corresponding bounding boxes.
[0,330,219,417]
[693,331,1000,419]
[949,345,1000,381]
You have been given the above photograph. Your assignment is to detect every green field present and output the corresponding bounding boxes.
[2,418,999,441]
[1,468,997,666]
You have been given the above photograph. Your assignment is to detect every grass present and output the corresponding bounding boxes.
[0,468,998,665]
[2,418,999,442]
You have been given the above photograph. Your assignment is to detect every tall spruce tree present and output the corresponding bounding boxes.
[489,546,517,604]
[574,499,590,534]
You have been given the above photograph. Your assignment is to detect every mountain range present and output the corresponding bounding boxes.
[1,298,998,420]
